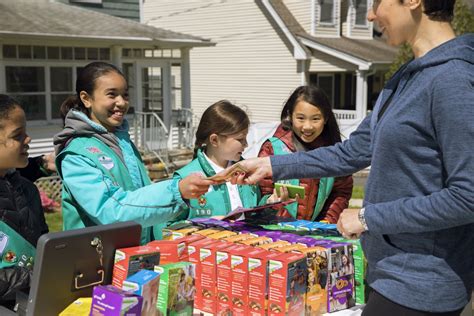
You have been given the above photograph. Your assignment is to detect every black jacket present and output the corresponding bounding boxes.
[0,171,48,300]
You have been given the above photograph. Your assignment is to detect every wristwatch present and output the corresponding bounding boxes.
[358,208,369,231]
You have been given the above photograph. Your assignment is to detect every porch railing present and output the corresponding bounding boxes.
[133,111,170,169]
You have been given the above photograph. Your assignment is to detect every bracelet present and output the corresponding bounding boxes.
[358,207,369,231]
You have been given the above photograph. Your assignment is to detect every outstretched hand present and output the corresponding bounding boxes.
[179,173,215,199]
[222,157,272,185]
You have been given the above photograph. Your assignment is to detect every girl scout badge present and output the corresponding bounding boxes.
[0,222,35,269]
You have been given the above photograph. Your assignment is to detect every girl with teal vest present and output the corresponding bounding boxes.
[54,62,213,243]
[258,86,353,223]
[173,100,281,219]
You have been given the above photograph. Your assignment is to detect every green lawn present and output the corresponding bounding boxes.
[352,185,365,199]
[45,211,63,232]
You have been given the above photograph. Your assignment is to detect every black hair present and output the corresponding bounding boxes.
[422,0,455,22]
[0,94,21,129]
[280,85,341,146]
[193,100,250,158]
[59,61,125,124]
[398,0,456,21]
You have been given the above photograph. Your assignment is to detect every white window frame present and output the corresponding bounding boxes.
[2,60,87,124]
[353,0,369,27]
[318,0,336,26]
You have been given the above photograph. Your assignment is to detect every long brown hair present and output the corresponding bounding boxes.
[193,100,249,158]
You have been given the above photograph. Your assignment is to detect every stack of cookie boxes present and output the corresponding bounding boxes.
[164,218,358,314]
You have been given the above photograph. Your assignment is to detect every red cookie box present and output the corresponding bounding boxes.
[228,245,256,316]
[215,244,249,316]
[188,238,232,314]
[112,245,161,289]
[247,248,281,316]
[146,239,188,264]
[267,252,307,316]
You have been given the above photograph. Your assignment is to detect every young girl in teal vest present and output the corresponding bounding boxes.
[0,95,48,307]
[174,100,281,218]
[54,62,213,243]
[258,86,353,223]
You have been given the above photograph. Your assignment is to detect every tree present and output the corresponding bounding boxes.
[385,0,474,81]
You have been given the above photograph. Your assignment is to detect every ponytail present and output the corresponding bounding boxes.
[60,95,89,126]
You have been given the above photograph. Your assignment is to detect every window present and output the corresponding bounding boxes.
[51,67,74,119]
[171,64,182,110]
[2,45,16,58]
[6,66,46,120]
[354,0,368,26]
[319,0,335,25]
[309,72,356,110]
[142,67,163,112]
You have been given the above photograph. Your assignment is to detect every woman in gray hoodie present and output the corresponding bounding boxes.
[227,0,473,315]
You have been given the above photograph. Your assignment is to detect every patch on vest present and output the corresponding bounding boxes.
[3,250,17,263]
[98,155,114,170]
[198,196,207,207]
[86,146,102,154]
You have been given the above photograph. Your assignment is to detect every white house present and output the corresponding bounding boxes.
[0,0,213,155]
[143,0,398,152]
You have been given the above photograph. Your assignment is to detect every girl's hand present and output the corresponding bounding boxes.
[267,186,290,204]
[179,173,215,199]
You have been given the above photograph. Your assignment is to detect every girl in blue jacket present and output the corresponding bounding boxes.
[173,100,281,219]
[54,62,213,243]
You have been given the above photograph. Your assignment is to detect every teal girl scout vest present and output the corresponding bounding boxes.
[268,137,334,220]
[56,137,153,244]
[0,222,35,270]
[174,149,261,218]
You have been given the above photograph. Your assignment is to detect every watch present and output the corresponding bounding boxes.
[358,207,369,231]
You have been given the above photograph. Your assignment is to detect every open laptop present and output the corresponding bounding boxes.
[22,221,142,316]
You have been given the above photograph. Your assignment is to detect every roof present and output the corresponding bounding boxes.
[264,0,398,67]
[0,0,213,48]
[299,33,398,65]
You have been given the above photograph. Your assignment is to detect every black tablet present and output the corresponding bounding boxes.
[25,221,141,316]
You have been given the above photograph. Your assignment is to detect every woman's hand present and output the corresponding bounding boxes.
[179,173,215,199]
[267,186,290,204]
[337,208,365,239]
[226,157,273,185]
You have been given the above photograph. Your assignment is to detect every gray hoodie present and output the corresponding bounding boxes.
[271,34,474,312]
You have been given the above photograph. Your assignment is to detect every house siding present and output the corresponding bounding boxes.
[143,0,302,123]
[309,52,356,72]
[283,0,312,33]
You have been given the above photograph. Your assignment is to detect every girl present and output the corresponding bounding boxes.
[0,95,49,306]
[258,86,353,223]
[173,100,280,218]
[54,62,213,243]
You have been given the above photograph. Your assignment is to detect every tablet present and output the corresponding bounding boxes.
[25,221,142,316]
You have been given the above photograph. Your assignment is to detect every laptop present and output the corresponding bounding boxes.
[24,221,142,316]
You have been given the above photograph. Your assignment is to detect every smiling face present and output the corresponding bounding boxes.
[291,100,326,144]
[368,0,417,46]
[80,71,129,132]
[208,128,249,166]
[0,106,31,176]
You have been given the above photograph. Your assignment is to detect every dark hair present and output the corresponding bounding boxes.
[281,85,341,146]
[59,61,125,124]
[193,100,250,158]
[423,0,455,21]
[0,94,21,129]
[399,0,456,22]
